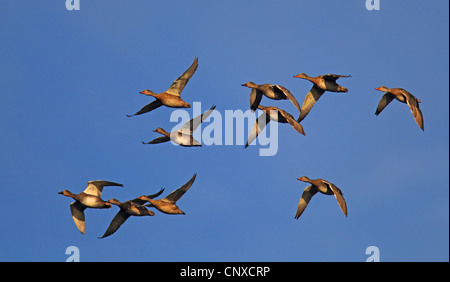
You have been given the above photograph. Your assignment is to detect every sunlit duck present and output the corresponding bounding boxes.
[138,173,197,215]
[293,73,351,122]
[374,86,424,131]
[127,57,199,117]
[241,82,301,117]
[295,176,348,220]
[58,180,124,234]
[245,105,305,148]
[142,105,216,147]
[98,188,165,239]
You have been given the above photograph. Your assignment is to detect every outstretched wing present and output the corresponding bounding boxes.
[278,109,306,136]
[84,180,123,197]
[244,112,271,148]
[324,181,348,217]
[142,136,171,145]
[295,185,318,219]
[98,210,131,239]
[250,88,264,112]
[127,100,163,117]
[298,85,326,122]
[322,74,351,82]
[132,188,165,205]
[166,57,199,96]
[375,92,395,116]
[405,93,424,131]
[163,173,197,204]
[179,105,216,135]
[274,85,301,117]
[70,201,87,234]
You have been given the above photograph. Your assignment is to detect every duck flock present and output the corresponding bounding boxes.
[58,57,424,239]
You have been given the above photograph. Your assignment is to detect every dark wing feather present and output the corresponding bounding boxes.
[132,188,165,205]
[142,136,170,145]
[295,185,318,219]
[127,100,163,117]
[99,210,131,239]
[298,85,326,122]
[375,92,395,116]
[163,173,197,204]
[250,88,264,112]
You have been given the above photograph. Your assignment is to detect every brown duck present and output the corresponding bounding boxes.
[138,173,197,215]
[293,73,351,122]
[58,180,124,234]
[295,176,348,220]
[127,57,198,117]
[245,105,305,148]
[241,82,301,117]
[98,188,165,239]
[374,86,424,131]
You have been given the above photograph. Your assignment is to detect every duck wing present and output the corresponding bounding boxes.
[84,180,124,197]
[405,93,424,131]
[273,85,301,117]
[131,188,165,205]
[163,173,197,204]
[375,92,395,116]
[322,74,351,82]
[127,100,163,117]
[323,181,348,217]
[244,112,271,148]
[250,88,264,112]
[142,136,171,145]
[179,105,216,135]
[166,57,199,96]
[98,210,131,239]
[295,185,318,219]
[70,201,87,234]
[278,109,306,136]
[298,84,326,122]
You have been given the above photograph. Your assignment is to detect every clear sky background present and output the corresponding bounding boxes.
[0,0,448,262]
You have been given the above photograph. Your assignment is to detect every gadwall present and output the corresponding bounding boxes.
[139,173,197,215]
[142,105,216,147]
[245,105,305,148]
[374,86,424,131]
[241,82,301,117]
[295,176,348,220]
[99,188,165,239]
[58,180,124,234]
[293,73,351,122]
[127,57,198,117]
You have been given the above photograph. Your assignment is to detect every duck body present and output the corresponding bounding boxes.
[139,91,191,108]
[145,199,185,215]
[374,86,424,131]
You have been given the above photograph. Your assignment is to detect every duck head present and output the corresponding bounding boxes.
[375,86,390,92]
[293,73,309,79]
[297,176,311,182]
[241,82,258,88]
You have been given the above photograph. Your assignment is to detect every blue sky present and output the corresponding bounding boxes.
[0,0,448,262]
